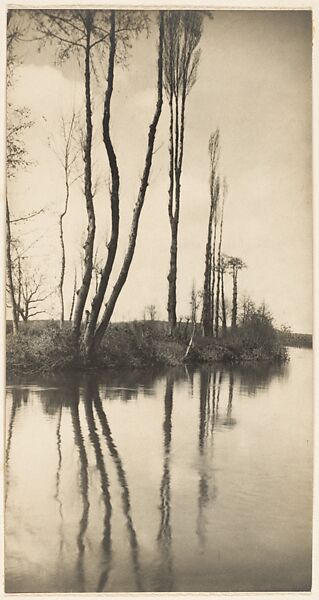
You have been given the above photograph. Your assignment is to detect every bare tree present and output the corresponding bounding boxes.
[86,12,164,359]
[34,10,149,340]
[49,112,79,325]
[6,11,34,334]
[6,242,50,323]
[145,305,157,321]
[164,11,203,334]
[201,130,220,337]
[227,256,247,329]
[17,272,50,322]
[184,281,201,360]
[69,267,77,322]
[214,178,227,338]
[219,254,228,334]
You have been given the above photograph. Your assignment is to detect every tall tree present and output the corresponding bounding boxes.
[219,254,228,334]
[84,11,164,359]
[227,256,246,329]
[6,11,33,334]
[214,178,227,338]
[34,10,147,339]
[164,11,203,334]
[201,129,220,337]
[211,207,218,334]
[49,112,79,325]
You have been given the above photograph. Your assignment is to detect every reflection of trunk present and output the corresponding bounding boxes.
[83,384,112,592]
[199,369,211,450]
[197,369,212,548]
[224,371,235,428]
[227,371,234,417]
[216,369,223,416]
[5,389,21,506]
[72,18,95,340]
[70,392,90,591]
[84,11,120,356]
[91,16,164,355]
[157,373,174,591]
[211,369,217,431]
[6,198,18,334]
[54,406,65,558]
[93,385,143,591]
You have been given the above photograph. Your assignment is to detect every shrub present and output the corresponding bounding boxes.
[7,322,77,373]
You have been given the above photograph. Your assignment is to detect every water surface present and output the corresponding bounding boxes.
[5,347,313,592]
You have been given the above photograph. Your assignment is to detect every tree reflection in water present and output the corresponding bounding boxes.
[83,381,112,592]
[91,381,143,592]
[157,372,174,591]
[54,405,64,564]
[70,386,90,591]
[5,357,293,593]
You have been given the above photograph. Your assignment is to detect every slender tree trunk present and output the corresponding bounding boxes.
[214,198,224,339]
[17,255,22,321]
[167,84,176,334]
[69,268,77,321]
[221,268,227,334]
[167,219,178,333]
[84,11,120,355]
[211,212,217,334]
[90,14,164,357]
[6,198,18,334]
[231,270,238,329]
[59,177,70,326]
[167,75,186,335]
[72,19,95,340]
[201,201,213,337]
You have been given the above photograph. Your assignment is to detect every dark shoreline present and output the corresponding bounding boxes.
[5,319,299,376]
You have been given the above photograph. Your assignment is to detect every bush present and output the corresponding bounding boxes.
[225,304,288,363]
[7,321,77,373]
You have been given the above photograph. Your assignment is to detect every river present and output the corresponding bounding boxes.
[5,347,313,593]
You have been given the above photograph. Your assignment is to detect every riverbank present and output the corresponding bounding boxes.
[6,319,289,374]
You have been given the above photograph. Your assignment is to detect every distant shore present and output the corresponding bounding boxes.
[5,319,308,375]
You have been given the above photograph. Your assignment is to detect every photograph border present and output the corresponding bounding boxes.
[1,1,318,599]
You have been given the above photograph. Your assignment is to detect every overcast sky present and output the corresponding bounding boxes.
[8,9,312,333]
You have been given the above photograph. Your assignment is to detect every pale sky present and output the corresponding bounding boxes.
[7,9,313,333]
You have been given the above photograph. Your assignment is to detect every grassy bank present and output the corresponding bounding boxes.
[6,317,288,374]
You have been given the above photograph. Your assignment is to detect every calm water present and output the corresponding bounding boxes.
[5,347,313,593]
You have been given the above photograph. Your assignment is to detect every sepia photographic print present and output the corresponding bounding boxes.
[3,1,318,596]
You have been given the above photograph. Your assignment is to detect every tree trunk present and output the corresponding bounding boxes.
[59,180,69,327]
[6,198,18,334]
[84,11,120,356]
[214,192,224,338]
[201,201,213,337]
[167,219,178,333]
[221,268,227,334]
[167,68,186,335]
[90,13,164,357]
[231,270,238,329]
[211,212,217,334]
[69,268,77,321]
[72,19,95,340]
